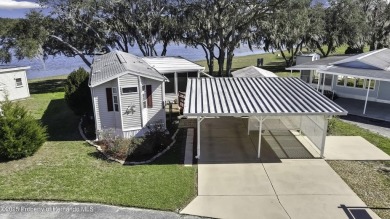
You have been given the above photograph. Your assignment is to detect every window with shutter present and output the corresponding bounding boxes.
[146,85,153,108]
[106,88,113,111]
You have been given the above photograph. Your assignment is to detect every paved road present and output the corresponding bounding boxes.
[0,201,201,219]
[341,115,390,138]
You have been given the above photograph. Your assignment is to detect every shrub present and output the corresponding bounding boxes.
[64,68,92,116]
[140,121,171,154]
[96,121,171,161]
[0,99,47,160]
[345,47,363,54]
[96,129,144,160]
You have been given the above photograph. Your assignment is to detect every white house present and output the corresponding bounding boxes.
[89,51,167,139]
[286,48,390,115]
[0,66,30,101]
[143,57,205,101]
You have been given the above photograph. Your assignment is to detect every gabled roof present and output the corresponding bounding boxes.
[286,55,352,70]
[89,51,165,87]
[232,66,278,78]
[0,65,30,73]
[143,56,205,73]
[331,48,390,70]
[183,77,347,117]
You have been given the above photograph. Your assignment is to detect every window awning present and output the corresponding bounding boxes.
[183,77,347,117]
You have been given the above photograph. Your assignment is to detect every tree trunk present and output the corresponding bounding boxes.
[207,48,215,75]
[161,40,168,56]
[325,40,333,57]
[226,48,234,77]
[369,34,377,51]
[279,48,290,66]
[315,40,326,57]
[217,49,225,77]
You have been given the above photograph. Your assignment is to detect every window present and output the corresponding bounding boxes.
[122,87,138,94]
[365,79,375,90]
[311,72,320,84]
[164,73,175,93]
[106,87,119,112]
[346,77,355,87]
[355,78,364,88]
[142,85,153,109]
[300,71,311,83]
[337,76,345,86]
[336,76,375,90]
[324,74,333,86]
[112,88,119,111]
[15,78,23,87]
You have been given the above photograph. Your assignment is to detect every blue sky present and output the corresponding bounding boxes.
[0,0,41,18]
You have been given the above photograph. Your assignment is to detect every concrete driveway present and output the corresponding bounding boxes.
[181,117,380,219]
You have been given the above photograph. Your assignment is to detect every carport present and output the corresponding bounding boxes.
[183,77,348,159]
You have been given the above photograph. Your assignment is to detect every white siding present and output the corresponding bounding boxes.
[122,127,148,138]
[143,78,166,127]
[92,80,121,131]
[0,70,30,101]
[377,81,390,102]
[119,74,142,130]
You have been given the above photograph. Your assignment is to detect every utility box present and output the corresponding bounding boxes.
[257,58,264,67]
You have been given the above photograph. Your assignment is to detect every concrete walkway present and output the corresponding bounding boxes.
[324,136,390,160]
[181,117,381,219]
[0,201,200,219]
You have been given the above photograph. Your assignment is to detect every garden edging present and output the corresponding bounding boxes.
[78,118,180,165]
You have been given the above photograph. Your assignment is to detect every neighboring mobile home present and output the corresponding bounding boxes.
[287,48,390,114]
[0,66,30,101]
[89,51,167,139]
[231,66,278,78]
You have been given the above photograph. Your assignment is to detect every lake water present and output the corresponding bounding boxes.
[8,43,266,79]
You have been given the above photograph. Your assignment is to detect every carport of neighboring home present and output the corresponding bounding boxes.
[183,77,348,160]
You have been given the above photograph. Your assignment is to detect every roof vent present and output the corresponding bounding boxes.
[93,70,101,74]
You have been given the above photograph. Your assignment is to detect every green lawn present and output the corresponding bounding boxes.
[0,78,196,211]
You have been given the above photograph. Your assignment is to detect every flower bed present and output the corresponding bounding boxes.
[93,122,174,163]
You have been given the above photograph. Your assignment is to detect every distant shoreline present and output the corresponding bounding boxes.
[25,50,269,81]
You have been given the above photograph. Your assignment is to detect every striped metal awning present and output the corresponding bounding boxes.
[183,77,348,117]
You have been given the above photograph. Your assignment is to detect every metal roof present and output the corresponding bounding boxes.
[318,66,390,82]
[183,77,347,117]
[89,51,165,87]
[232,66,278,78]
[0,65,30,73]
[331,48,390,71]
[286,55,352,70]
[143,56,205,74]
